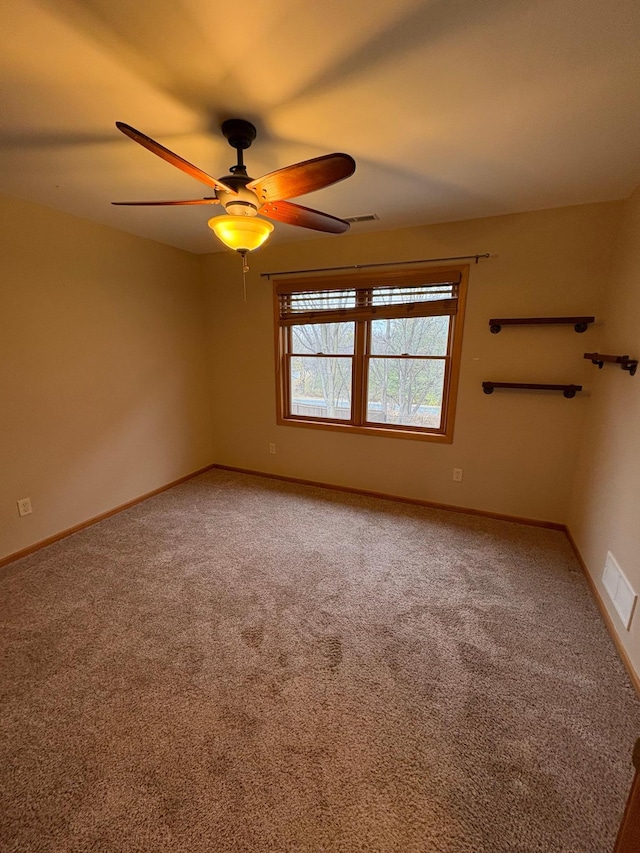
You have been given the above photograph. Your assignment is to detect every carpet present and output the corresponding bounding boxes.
[1,468,638,852]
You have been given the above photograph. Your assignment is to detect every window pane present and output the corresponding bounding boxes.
[291,322,354,355]
[290,356,352,420]
[367,358,445,428]
[370,316,449,356]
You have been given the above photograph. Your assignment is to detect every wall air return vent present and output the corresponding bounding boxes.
[603,551,637,630]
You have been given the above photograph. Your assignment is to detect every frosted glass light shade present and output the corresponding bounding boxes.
[208,215,274,252]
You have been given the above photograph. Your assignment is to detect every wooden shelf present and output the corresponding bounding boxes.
[489,316,595,334]
[584,352,637,376]
[482,382,583,398]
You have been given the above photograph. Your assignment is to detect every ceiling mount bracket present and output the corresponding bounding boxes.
[221,119,257,151]
[222,119,257,173]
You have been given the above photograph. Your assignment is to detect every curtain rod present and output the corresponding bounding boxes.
[260,253,491,279]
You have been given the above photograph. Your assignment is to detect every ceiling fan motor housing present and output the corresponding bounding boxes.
[215,173,259,216]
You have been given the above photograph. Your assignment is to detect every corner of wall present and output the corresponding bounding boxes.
[566,185,640,685]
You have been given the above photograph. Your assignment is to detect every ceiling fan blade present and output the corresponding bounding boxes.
[259,200,350,233]
[112,198,220,206]
[116,122,236,194]
[247,153,355,204]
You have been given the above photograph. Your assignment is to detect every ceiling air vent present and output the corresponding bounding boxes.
[344,214,380,223]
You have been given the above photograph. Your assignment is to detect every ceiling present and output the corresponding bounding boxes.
[2,0,639,254]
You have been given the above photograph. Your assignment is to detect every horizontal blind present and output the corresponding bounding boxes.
[277,269,461,327]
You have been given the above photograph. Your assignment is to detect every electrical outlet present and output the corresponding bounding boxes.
[269,443,276,455]
[17,498,32,517]
[453,468,463,482]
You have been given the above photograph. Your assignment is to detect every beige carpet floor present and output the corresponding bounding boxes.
[1,468,639,852]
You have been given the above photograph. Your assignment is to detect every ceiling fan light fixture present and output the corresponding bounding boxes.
[208,214,274,253]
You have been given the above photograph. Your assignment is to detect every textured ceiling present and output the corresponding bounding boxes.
[1,0,639,253]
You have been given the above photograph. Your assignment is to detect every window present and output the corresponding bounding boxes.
[274,265,468,442]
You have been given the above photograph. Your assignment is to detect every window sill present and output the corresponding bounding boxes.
[277,414,453,443]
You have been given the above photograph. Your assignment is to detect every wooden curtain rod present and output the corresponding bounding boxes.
[260,253,491,279]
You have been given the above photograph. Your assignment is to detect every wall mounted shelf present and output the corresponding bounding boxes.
[482,382,583,398]
[489,316,595,334]
[584,352,638,376]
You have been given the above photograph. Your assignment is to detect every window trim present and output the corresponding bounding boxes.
[274,264,468,443]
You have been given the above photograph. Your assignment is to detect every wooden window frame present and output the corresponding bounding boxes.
[274,264,468,443]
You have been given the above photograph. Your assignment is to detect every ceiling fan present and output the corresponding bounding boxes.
[113,119,356,262]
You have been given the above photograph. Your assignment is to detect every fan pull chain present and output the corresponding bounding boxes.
[240,250,249,302]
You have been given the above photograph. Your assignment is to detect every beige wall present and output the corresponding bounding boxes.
[0,194,213,561]
[568,185,640,676]
[3,189,638,676]
[202,200,620,525]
